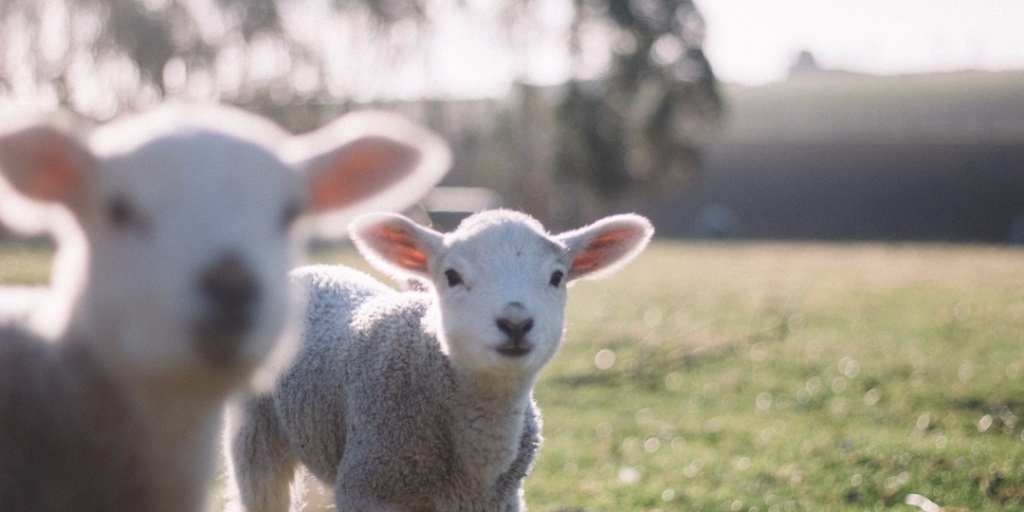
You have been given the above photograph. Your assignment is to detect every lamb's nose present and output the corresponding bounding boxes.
[194,254,261,365]
[200,254,260,312]
[495,317,534,340]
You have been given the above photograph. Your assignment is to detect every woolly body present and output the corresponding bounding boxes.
[227,209,653,512]
[0,104,450,511]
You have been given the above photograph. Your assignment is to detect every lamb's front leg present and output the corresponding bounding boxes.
[332,452,423,512]
[334,490,417,512]
[226,396,298,512]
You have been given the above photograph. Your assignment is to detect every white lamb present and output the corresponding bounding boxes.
[226,209,653,511]
[0,286,48,325]
[0,104,450,511]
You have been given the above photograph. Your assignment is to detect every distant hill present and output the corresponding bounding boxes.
[640,70,1024,243]
[719,70,1024,144]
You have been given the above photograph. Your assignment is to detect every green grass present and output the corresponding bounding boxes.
[526,242,1024,511]
[0,239,54,285]
[3,241,1023,511]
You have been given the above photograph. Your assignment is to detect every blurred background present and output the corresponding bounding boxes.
[1,0,1022,242]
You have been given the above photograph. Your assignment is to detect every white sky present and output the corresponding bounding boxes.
[695,0,1024,84]
[6,0,1023,109]
[418,0,1024,98]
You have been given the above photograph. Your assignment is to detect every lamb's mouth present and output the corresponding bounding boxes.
[495,341,532,358]
[193,313,253,365]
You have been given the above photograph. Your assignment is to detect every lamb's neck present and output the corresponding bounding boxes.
[59,336,222,512]
[131,385,224,512]
[458,372,534,406]
[453,371,535,483]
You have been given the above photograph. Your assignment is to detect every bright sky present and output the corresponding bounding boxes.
[6,0,1023,109]
[695,0,1024,84]
[421,0,1024,98]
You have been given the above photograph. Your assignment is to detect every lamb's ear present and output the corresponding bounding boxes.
[349,213,444,280]
[557,214,654,282]
[0,122,96,234]
[287,111,451,239]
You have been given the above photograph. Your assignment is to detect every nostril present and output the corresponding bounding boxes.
[200,254,260,308]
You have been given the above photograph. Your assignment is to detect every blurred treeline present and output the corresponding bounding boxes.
[0,0,722,229]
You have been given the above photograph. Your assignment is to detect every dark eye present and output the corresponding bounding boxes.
[280,201,301,231]
[444,269,463,287]
[107,195,145,232]
[549,270,564,287]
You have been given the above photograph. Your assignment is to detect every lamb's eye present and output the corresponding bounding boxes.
[444,269,464,287]
[107,195,145,232]
[549,270,564,288]
[280,201,301,231]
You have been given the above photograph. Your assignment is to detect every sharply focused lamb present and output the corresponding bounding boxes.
[0,105,450,511]
[226,209,653,511]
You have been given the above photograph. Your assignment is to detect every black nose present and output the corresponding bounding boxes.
[200,254,260,312]
[194,254,261,365]
[495,317,534,341]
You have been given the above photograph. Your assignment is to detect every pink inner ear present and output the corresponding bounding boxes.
[571,229,637,274]
[2,127,85,203]
[309,137,421,211]
[366,224,429,272]
[33,153,81,202]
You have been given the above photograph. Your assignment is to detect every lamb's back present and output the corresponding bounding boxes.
[276,265,450,483]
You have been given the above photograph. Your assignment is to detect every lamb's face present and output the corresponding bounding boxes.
[82,131,303,389]
[1,106,450,394]
[352,209,653,381]
[432,219,568,377]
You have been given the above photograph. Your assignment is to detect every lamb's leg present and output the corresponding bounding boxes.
[226,395,297,512]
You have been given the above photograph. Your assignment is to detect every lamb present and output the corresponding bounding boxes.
[0,285,48,325]
[0,104,450,511]
[226,209,653,511]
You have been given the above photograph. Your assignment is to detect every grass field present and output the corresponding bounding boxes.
[2,240,1023,511]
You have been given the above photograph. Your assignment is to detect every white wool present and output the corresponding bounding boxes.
[0,103,450,511]
[225,209,653,512]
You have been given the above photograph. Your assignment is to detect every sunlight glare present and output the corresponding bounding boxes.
[695,0,1024,84]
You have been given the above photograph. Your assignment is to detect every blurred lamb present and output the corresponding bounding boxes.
[226,209,653,511]
[0,104,450,511]
[0,286,48,325]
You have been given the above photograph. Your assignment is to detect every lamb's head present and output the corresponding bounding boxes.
[0,105,450,392]
[351,209,653,379]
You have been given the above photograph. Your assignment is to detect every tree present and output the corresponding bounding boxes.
[556,0,721,220]
[0,0,720,223]
[0,0,425,119]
